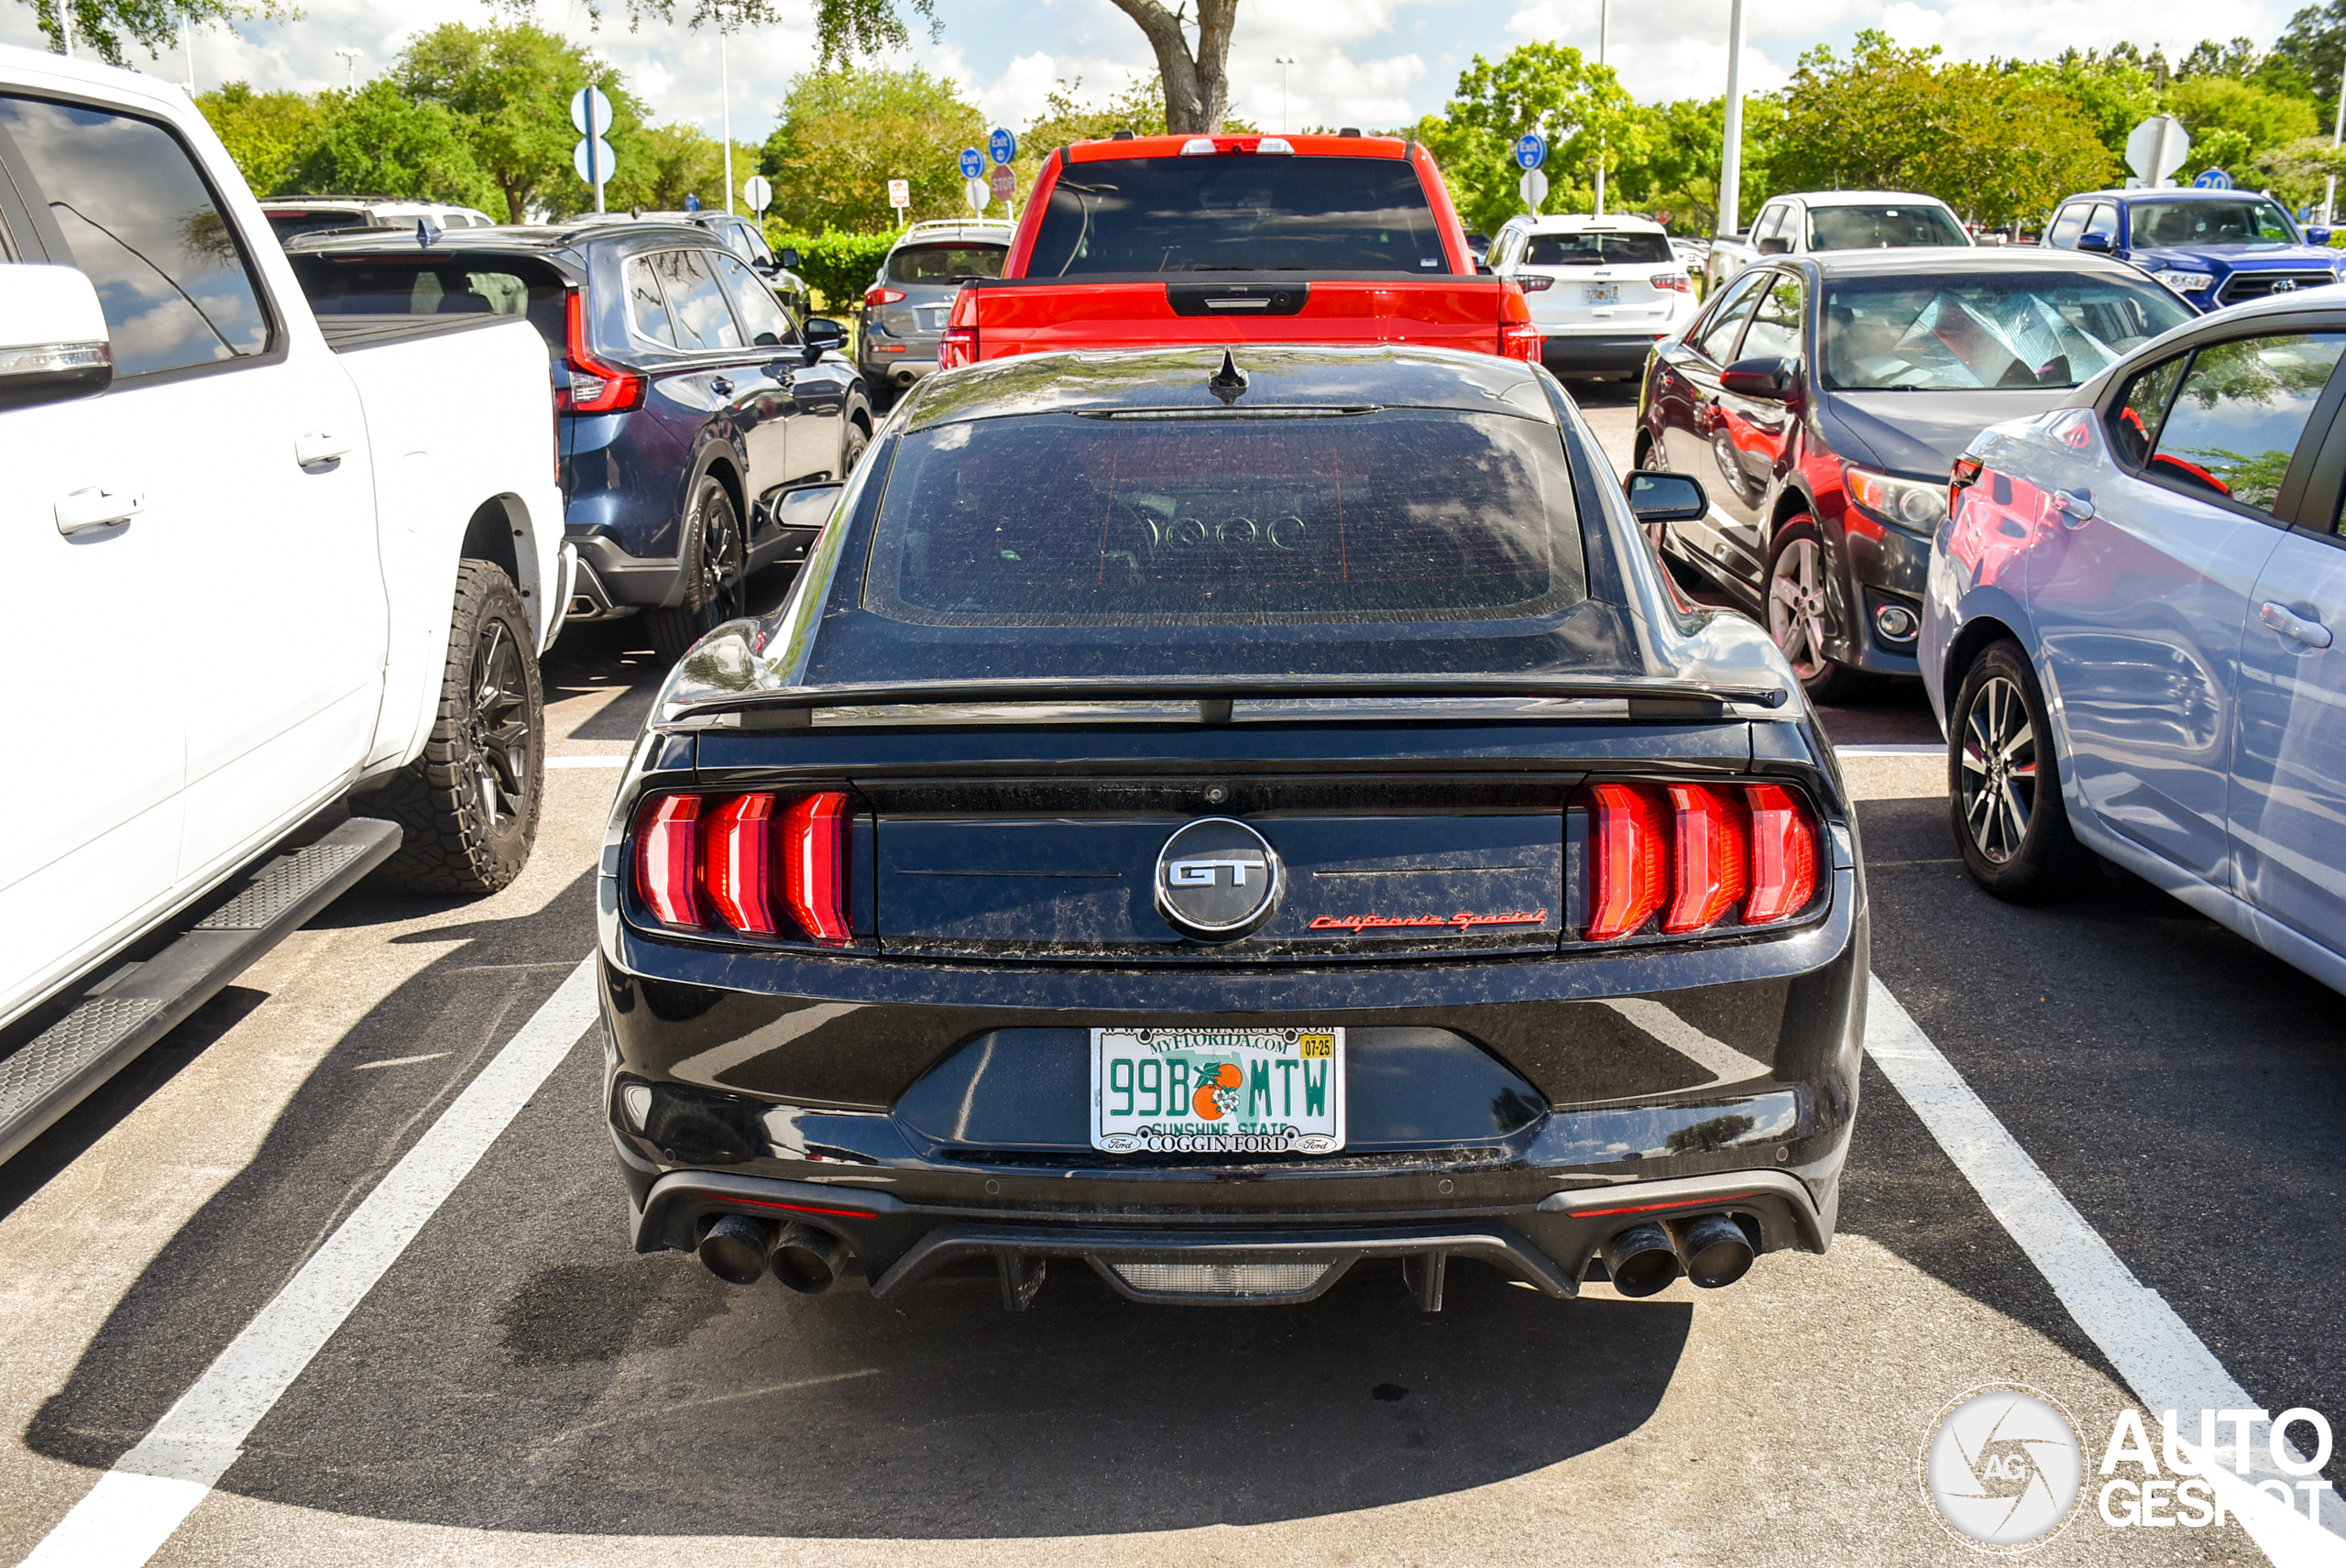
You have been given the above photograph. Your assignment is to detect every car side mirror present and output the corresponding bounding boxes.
[1757,235,1792,255]
[1476,261,1495,275]
[778,247,803,270]
[775,482,843,532]
[2308,226,2334,247]
[1626,470,1708,524]
[2077,232,2112,253]
[1720,356,1796,400]
[802,316,847,364]
[0,264,111,411]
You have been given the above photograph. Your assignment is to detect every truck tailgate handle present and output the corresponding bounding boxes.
[1167,282,1310,318]
[295,430,354,467]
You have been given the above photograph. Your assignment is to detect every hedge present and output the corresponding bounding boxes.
[764,226,898,313]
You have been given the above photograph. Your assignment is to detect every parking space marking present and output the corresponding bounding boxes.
[17,957,601,1568]
[1865,975,2346,1563]
[545,755,629,769]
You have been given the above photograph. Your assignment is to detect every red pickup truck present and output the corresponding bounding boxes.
[937,133,1540,367]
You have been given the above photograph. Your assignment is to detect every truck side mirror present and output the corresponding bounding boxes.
[2077,232,2112,253]
[2308,226,2334,247]
[0,264,112,411]
[1757,235,1792,255]
[778,247,803,270]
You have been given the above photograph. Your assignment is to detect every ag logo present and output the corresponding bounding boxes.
[1921,1384,2084,1551]
[1155,817,1281,939]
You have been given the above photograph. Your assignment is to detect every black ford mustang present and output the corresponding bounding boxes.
[597,344,1868,1310]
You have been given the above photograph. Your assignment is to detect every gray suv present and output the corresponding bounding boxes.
[858,218,1014,406]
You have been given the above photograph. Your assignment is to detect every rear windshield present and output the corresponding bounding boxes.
[1029,155,1453,275]
[1526,231,1672,266]
[863,409,1582,625]
[1824,272,2192,390]
[286,255,567,356]
[2129,198,2297,247]
[1807,204,1968,250]
[269,211,378,242]
[888,243,1007,282]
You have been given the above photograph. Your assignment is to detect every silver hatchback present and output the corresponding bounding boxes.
[858,219,1014,405]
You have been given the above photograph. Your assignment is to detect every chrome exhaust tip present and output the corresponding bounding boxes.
[1600,1223,1682,1298]
[1669,1212,1755,1288]
[772,1221,851,1295]
[696,1213,772,1286]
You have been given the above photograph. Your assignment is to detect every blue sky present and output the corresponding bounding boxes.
[0,0,2297,146]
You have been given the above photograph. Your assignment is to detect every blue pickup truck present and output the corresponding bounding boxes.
[2042,188,2342,312]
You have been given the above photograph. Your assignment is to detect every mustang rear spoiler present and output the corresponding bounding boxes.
[667,674,1791,728]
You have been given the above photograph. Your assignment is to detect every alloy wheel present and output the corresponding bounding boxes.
[466,618,532,834]
[697,488,747,629]
[1766,536,1833,679]
[1958,674,2038,863]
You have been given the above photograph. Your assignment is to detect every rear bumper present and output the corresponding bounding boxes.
[1541,334,1668,375]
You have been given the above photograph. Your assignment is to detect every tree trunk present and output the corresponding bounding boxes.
[1104,0,1238,133]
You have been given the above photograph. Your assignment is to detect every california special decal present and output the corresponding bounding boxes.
[1309,907,1551,934]
[1091,1026,1345,1155]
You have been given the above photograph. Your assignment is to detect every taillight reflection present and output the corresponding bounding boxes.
[1584,782,1817,940]
[630,790,851,945]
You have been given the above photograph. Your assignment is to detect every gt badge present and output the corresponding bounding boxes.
[1155,817,1282,939]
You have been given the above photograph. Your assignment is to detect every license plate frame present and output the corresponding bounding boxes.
[1090,1026,1344,1155]
[1583,282,1620,306]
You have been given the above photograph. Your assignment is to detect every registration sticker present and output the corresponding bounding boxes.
[1584,283,1620,305]
[1091,1027,1344,1155]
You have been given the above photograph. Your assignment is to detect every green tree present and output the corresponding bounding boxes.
[2269,3,2346,128]
[609,123,765,212]
[283,82,501,209]
[1609,94,1781,233]
[2006,49,2161,162]
[1770,32,2113,227]
[2165,74,2319,175]
[1416,43,1647,236]
[195,82,326,197]
[395,22,646,223]
[18,0,291,66]
[2249,134,2346,210]
[758,66,983,231]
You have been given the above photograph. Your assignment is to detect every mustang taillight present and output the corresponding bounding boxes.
[1584,782,1817,941]
[630,791,851,945]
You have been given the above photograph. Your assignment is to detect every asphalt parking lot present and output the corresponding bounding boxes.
[2,386,2339,1567]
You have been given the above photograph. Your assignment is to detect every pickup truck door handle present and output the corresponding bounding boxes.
[55,485,145,536]
[295,431,353,467]
[2260,600,2334,649]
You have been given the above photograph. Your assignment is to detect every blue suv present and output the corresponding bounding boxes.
[288,223,872,661]
[2043,188,2343,313]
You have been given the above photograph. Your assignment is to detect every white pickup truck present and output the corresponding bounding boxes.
[0,46,567,1160]
[1702,190,1972,295]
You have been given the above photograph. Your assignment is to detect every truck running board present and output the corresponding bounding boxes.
[0,816,400,1166]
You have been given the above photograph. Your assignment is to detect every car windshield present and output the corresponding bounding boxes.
[863,408,1582,625]
[1525,231,1672,266]
[1823,272,2192,390]
[1806,204,1968,250]
[1029,155,1453,275]
[889,243,1007,282]
[286,255,568,356]
[2129,198,2297,247]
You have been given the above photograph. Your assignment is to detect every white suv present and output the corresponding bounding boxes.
[1489,214,1699,379]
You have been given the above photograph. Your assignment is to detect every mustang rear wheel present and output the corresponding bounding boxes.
[645,475,747,664]
[1948,640,2096,901]
[1765,518,1861,703]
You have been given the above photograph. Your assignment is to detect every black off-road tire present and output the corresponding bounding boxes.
[1948,640,2099,901]
[644,476,747,664]
[370,561,543,894]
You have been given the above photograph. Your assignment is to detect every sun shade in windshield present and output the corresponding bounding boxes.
[1824,274,2192,389]
[863,409,1582,625]
[1030,156,1452,275]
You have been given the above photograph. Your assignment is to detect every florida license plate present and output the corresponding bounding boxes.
[1584,283,1620,305]
[1091,1027,1344,1154]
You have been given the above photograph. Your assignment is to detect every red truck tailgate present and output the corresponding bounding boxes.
[952,279,1527,358]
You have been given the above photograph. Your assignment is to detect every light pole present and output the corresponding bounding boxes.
[182,16,195,93]
[334,48,361,91]
[1716,0,1746,239]
[718,0,734,214]
[1593,0,1609,216]
[57,1,71,58]
[2326,57,2346,225]
[1275,55,1296,134]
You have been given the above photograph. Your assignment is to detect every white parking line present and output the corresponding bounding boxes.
[1865,976,2346,1564]
[17,958,602,1568]
[545,755,628,769]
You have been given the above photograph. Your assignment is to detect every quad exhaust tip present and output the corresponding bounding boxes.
[696,1213,772,1286]
[1600,1212,1756,1297]
[772,1221,851,1295]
